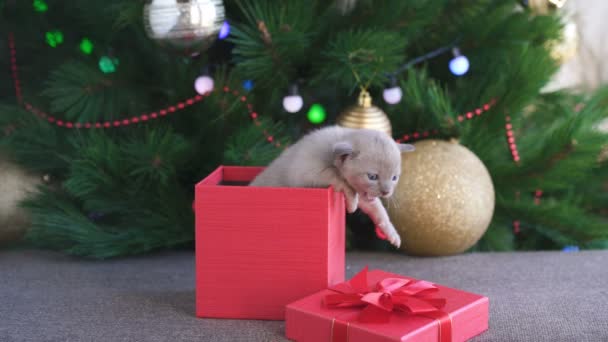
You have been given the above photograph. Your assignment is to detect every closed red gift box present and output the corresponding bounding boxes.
[195,166,345,320]
[286,267,489,342]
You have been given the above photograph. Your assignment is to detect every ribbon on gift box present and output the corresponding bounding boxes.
[323,267,452,342]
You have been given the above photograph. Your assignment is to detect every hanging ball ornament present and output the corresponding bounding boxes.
[525,0,567,14]
[0,157,41,244]
[548,19,579,64]
[143,0,225,56]
[336,89,392,136]
[387,139,495,256]
[525,0,577,64]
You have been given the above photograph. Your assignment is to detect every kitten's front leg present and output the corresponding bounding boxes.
[358,198,401,248]
[333,181,358,213]
[318,168,358,213]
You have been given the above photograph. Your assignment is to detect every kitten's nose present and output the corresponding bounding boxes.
[381,190,389,196]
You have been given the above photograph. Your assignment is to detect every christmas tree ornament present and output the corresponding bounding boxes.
[548,18,578,64]
[387,139,495,256]
[143,0,225,56]
[0,157,40,244]
[282,84,304,113]
[449,48,470,76]
[525,0,567,14]
[382,76,402,105]
[336,89,392,136]
[307,104,327,124]
[524,0,577,64]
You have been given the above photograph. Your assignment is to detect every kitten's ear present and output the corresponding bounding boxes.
[398,144,415,153]
[333,141,355,164]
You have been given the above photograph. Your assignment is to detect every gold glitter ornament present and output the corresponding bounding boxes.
[387,139,495,256]
[525,0,578,64]
[526,0,567,14]
[336,90,392,136]
[548,18,579,64]
[0,156,40,244]
[143,0,225,56]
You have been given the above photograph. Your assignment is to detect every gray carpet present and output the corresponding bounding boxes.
[1,249,607,342]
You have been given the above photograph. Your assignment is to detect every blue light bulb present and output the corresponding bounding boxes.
[218,21,230,40]
[449,55,469,76]
[242,80,254,91]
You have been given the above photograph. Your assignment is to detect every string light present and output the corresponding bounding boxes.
[99,56,119,74]
[194,67,214,94]
[307,104,326,124]
[242,79,254,91]
[80,38,94,55]
[282,84,303,113]
[218,21,230,39]
[382,76,402,105]
[33,0,48,12]
[449,47,470,76]
[45,30,63,47]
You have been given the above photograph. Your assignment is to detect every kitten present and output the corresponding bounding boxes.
[249,125,414,248]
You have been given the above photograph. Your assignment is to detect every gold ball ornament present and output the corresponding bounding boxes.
[0,156,40,244]
[336,90,392,136]
[525,0,578,64]
[387,140,495,256]
[143,0,225,56]
[548,19,579,64]
[527,0,567,14]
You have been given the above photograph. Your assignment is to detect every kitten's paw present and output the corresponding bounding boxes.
[378,222,401,248]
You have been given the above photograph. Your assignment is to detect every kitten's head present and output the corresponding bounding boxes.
[333,130,415,202]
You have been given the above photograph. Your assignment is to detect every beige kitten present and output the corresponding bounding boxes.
[250,125,414,248]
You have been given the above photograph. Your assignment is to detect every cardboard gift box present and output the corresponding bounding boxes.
[195,166,345,320]
[286,267,489,342]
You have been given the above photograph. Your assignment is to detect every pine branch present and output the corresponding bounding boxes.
[315,29,406,90]
[23,187,192,259]
[41,61,132,122]
[223,116,289,166]
[230,0,320,89]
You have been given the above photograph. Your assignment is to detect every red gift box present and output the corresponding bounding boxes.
[195,166,346,320]
[285,267,489,342]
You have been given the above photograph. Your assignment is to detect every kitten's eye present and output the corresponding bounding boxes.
[392,175,398,181]
[367,173,379,181]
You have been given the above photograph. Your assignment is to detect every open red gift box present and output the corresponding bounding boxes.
[286,267,489,342]
[194,166,346,320]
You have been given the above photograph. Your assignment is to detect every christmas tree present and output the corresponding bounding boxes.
[1,0,606,258]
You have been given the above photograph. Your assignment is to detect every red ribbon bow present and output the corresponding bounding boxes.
[324,267,452,342]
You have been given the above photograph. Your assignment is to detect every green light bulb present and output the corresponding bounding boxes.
[99,56,118,74]
[45,31,63,48]
[80,38,94,55]
[33,0,48,12]
[307,104,327,124]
